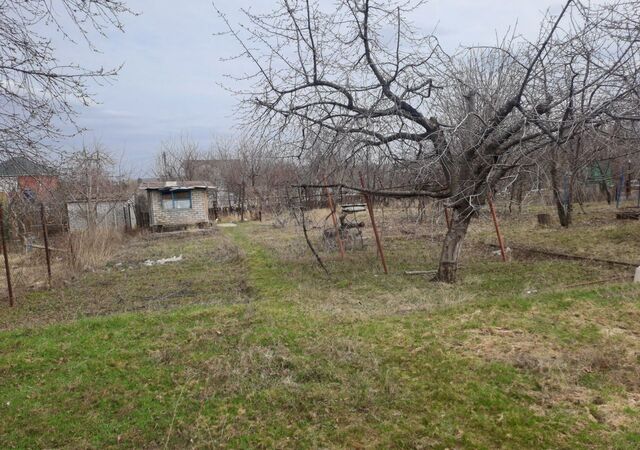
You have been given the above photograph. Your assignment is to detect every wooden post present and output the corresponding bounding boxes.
[122,205,129,232]
[323,177,345,259]
[487,190,507,262]
[68,232,77,270]
[240,180,244,222]
[0,205,14,307]
[359,173,388,274]
[40,204,52,288]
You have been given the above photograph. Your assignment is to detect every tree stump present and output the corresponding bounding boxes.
[537,213,551,226]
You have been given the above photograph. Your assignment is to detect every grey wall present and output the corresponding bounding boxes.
[67,200,137,232]
[147,189,208,227]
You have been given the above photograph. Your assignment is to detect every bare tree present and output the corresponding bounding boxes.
[218,0,640,282]
[0,0,132,161]
[154,134,203,180]
[62,143,132,230]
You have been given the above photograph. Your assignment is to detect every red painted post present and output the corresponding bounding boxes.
[0,205,14,306]
[359,173,388,274]
[444,205,452,231]
[487,190,507,262]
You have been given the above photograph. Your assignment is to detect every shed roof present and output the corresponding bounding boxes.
[139,180,210,191]
[0,156,55,177]
[66,196,134,205]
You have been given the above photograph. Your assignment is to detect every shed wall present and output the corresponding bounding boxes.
[148,189,208,227]
[68,201,137,232]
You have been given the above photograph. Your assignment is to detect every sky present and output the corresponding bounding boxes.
[52,0,566,176]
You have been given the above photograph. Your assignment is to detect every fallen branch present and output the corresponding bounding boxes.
[29,244,68,253]
[404,270,437,276]
[485,243,639,267]
[300,207,329,275]
[561,276,631,289]
[293,183,449,199]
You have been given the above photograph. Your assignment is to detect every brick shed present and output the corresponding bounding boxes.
[140,181,210,230]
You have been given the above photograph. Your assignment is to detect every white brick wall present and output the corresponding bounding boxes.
[148,189,209,227]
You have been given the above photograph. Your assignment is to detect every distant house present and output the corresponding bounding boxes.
[139,180,210,230]
[66,196,137,232]
[0,156,58,200]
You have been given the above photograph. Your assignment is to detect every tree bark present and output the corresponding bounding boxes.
[435,205,473,283]
[550,148,572,227]
[600,180,612,205]
[553,188,572,227]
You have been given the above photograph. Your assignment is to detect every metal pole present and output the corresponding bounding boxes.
[359,173,388,274]
[40,204,52,288]
[487,190,507,262]
[323,177,345,259]
[0,205,14,306]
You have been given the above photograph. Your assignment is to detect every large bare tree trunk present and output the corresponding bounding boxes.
[435,205,473,283]
[553,193,572,227]
[551,169,572,227]
[550,148,573,227]
[600,181,612,204]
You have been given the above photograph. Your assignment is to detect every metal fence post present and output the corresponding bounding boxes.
[0,205,14,306]
[359,173,388,274]
[487,190,507,262]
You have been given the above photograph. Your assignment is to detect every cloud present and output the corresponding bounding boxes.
[46,0,566,175]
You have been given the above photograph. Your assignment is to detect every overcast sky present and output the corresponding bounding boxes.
[56,0,565,176]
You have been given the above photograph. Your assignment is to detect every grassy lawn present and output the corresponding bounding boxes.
[1,209,639,448]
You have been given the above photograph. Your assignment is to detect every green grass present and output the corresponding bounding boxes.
[1,213,639,448]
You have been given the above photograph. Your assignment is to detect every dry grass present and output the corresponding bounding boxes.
[69,228,127,271]
[465,328,640,428]
[0,227,249,330]
[0,228,128,302]
[454,293,640,432]
[0,250,64,293]
[471,202,640,265]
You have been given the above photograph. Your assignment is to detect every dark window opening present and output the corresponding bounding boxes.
[161,190,192,209]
